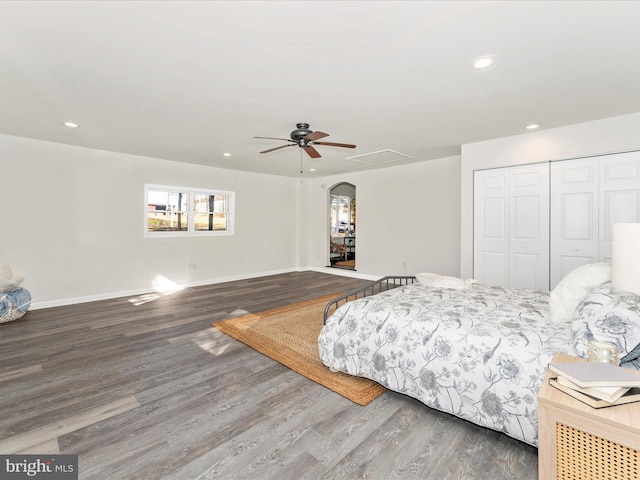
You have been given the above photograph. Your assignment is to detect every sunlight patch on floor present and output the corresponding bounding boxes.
[194,329,232,355]
[128,275,185,306]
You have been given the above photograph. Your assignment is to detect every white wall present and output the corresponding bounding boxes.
[1,134,298,307]
[1,133,461,308]
[460,112,640,278]
[301,156,462,278]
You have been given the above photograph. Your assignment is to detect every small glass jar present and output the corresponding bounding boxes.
[587,340,620,365]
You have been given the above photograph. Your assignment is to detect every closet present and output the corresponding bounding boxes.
[474,163,550,291]
[550,151,640,288]
[473,151,640,291]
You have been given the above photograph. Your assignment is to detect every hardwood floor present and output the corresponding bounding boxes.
[0,271,538,479]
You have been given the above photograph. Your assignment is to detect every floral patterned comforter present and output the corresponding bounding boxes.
[318,282,572,446]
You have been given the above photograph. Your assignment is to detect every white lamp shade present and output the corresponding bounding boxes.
[612,223,640,295]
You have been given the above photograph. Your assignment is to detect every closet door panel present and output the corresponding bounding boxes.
[474,169,508,286]
[511,252,545,290]
[562,193,594,240]
[599,152,640,261]
[508,164,549,290]
[550,159,598,289]
[477,251,507,287]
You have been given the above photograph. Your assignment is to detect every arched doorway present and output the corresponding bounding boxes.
[328,182,356,270]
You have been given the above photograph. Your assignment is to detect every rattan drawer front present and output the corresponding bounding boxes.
[556,422,639,480]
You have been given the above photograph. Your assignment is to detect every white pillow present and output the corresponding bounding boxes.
[416,272,476,290]
[0,264,25,292]
[549,262,611,323]
[571,282,640,363]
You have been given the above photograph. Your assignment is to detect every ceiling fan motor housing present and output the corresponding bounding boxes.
[290,123,312,141]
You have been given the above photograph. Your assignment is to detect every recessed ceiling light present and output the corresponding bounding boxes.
[526,123,541,130]
[310,168,317,172]
[63,121,80,128]
[471,55,497,70]
[223,152,231,157]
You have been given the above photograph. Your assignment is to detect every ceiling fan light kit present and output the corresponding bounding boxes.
[254,122,356,160]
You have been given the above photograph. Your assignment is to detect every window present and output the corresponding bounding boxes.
[145,185,234,237]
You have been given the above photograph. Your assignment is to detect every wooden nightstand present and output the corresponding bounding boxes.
[538,352,640,479]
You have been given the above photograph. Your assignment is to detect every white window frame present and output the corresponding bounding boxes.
[145,184,235,238]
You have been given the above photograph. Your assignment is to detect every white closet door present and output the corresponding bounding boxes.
[508,164,550,291]
[474,164,549,290]
[550,158,599,289]
[474,169,508,287]
[599,151,640,261]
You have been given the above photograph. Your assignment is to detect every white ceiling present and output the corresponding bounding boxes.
[2,1,640,177]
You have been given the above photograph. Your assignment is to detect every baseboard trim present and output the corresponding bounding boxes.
[308,266,378,281]
[29,267,379,310]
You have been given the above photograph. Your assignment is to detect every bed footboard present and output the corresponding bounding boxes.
[323,275,416,324]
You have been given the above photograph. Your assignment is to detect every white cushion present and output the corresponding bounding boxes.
[571,282,640,363]
[415,272,476,290]
[0,264,25,292]
[549,262,611,323]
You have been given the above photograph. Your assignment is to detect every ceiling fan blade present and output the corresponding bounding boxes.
[304,131,329,142]
[254,136,294,142]
[303,145,321,158]
[259,144,295,154]
[311,141,357,149]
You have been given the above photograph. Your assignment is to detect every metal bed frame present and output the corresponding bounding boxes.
[323,275,416,324]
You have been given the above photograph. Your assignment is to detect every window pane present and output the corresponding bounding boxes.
[213,196,227,213]
[193,194,211,213]
[193,194,227,214]
[192,194,228,231]
[148,190,188,212]
[148,211,189,232]
[147,190,189,232]
[194,213,227,231]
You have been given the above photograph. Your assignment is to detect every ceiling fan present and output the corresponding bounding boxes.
[254,123,356,158]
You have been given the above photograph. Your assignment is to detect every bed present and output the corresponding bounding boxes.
[318,267,640,446]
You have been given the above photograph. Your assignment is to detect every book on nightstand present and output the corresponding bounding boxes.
[549,378,640,409]
[555,376,629,402]
[548,361,640,388]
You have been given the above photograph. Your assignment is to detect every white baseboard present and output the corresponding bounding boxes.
[308,266,378,281]
[29,266,379,310]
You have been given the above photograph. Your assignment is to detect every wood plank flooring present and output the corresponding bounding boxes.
[0,271,539,479]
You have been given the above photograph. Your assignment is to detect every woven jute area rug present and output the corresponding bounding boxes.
[212,294,385,405]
